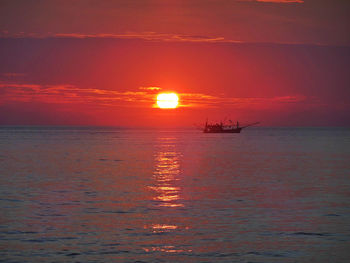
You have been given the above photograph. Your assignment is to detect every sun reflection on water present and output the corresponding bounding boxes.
[149,137,184,208]
[143,136,191,254]
[145,224,178,233]
[143,246,192,253]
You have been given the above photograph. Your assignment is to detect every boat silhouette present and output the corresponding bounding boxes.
[203,119,259,133]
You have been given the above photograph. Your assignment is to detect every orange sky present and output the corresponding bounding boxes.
[0,1,349,126]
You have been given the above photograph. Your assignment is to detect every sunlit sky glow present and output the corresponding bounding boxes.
[0,0,349,126]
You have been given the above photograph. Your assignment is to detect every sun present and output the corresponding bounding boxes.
[156,93,179,109]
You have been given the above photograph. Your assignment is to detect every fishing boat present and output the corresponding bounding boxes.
[203,120,259,133]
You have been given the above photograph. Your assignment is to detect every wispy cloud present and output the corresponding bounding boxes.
[256,0,304,3]
[239,0,304,3]
[0,31,231,43]
[139,86,161,91]
[179,92,307,108]
[0,83,154,107]
[54,32,227,43]
[1,72,27,77]
[0,82,308,109]
[0,31,331,47]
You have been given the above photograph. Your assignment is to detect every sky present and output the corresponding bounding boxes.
[0,0,349,127]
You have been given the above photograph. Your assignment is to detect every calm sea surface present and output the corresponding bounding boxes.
[0,126,349,263]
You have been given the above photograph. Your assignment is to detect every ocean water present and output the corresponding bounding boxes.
[0,126,349,263]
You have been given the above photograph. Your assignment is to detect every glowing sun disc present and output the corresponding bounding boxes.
[156,93,179,109]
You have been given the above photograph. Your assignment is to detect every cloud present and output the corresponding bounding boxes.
[0,83,154,107]
[53,32,228,43]
[1,72,27,77]
[0,31,332,47]
[0,82,309,110]
[179,93,307,108]
[0,31,231,43]
[256,0,304,3]
[139,86,161,91]
[240,0,304,3]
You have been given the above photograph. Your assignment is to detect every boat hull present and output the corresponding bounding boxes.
[203,128,242,133]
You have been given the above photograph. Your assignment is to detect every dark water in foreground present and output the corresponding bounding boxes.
[0,126,349,263]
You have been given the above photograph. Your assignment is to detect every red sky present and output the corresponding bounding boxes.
[0,0,349,127]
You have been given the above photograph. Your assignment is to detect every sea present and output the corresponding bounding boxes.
[0,126,349,263]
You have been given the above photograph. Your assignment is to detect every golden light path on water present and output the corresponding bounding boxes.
[149,149,182,207]
[144,136,191,254]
